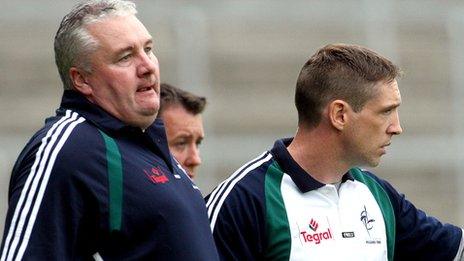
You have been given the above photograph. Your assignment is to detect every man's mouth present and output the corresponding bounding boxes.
[137,85,154,92]
[382,142,391,148]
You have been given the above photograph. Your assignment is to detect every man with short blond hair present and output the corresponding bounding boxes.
[207,43,463,260]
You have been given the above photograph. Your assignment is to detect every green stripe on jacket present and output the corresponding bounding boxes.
[350,167,396,261]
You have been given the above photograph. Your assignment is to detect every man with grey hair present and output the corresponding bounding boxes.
[0,1,219,260]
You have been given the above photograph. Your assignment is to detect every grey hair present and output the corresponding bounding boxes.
[54,0,137,90]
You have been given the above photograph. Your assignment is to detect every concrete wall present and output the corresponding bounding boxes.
[1,0,464,238]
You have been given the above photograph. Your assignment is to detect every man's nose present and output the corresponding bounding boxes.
[388,112,402,135]
[186,146,202,167]
[137,51,157,78]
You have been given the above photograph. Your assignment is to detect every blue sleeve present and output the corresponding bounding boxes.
[365,171,462,260]
[1,122,104,260]
[206,176,267,261]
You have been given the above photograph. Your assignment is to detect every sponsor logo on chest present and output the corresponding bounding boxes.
[143,166,169,184]
[299,218,333,245]
[360,205,382,244]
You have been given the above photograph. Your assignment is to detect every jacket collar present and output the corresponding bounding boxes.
[59,90,173,171]
[270,138,354,193]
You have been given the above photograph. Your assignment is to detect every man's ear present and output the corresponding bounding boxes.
[328,99,350,131]
[69,67,92,96]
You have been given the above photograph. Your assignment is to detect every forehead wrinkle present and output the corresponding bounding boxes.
[86,15,151,52]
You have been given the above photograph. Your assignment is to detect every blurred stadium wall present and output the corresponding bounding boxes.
[1,0,464,237]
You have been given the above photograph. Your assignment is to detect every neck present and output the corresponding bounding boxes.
[287,125,349,184]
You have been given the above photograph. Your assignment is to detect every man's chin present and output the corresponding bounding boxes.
[186,169,196,180]
[367,158,381,167]
[139,106,159,116]
[357,157,381,168]
[128,114,157,130]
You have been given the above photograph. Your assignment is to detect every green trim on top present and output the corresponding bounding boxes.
[98,130,123,232]
[264,161,291,260]
[349,167,396,261]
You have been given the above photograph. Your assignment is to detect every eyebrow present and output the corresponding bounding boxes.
[144,39,154,47]
[174,133,204,141]
[114,38,154,56]
[383,102,401,111]
[173,133,193,140]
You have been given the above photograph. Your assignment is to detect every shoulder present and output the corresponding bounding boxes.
[349,168,398,199]
[48,111,106,165]
[206,151,274,223]
[8,111,106,210]
[206,151,274,206]
[13,110,105,184]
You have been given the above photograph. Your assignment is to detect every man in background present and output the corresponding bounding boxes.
[0,1,218,260]
[158,83,206,179]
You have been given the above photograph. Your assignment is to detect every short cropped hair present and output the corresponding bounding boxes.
[159,83,207,116]
[54,0,137,90]
[295,43,401,128]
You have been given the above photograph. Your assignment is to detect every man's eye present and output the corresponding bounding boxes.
[174,142,187,150]
[119,54,131,62]
[144,46,153,54]
[386,108,395,114]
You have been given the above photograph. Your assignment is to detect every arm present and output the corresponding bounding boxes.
[366,171,462,260]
